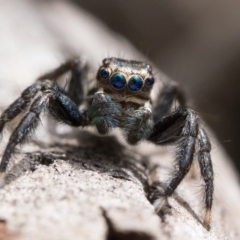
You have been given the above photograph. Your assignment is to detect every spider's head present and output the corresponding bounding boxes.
[97,58,155,104]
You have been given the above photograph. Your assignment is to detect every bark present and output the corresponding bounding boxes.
[0,1,239,240]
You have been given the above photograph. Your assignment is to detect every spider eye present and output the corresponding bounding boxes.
[145,76,155,86]
[128,76,143,91]
[99,68,110,78]
[110,73,126,89]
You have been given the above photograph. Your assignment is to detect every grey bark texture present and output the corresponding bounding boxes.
[0,1,239,240]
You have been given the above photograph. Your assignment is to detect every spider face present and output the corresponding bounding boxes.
[97,58,155,105]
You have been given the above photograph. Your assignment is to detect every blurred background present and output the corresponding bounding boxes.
[72,0,240,172]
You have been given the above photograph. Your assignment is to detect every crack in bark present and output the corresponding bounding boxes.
[102,208,155,240]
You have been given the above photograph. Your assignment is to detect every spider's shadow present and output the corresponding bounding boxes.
[5,130,148,187]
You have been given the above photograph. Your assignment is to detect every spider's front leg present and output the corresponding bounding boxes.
[147,108,213,230]
[0,57,90,180]
[0,81,88,181]
[0,58,88,134]
[38,57,89,106]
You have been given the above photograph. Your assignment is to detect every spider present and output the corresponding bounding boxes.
[0,57,213,229]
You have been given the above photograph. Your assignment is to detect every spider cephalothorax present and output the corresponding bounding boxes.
[97,58,154,104]
[0,57,214,230]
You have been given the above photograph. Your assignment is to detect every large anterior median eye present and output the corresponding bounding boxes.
[110,73,126,89]
[128,76,143,91]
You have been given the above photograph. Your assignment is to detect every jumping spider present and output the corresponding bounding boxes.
[0,57,213,229]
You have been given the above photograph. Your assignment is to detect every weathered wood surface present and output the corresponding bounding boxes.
[0,1,239,239]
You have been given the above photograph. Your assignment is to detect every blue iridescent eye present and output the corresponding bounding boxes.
[99,68,110,78]
[145,76,155,86]
[110,73,126,89]
[128,76,143,91]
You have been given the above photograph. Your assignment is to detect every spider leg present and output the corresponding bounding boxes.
[87,90,122,134]
[0,83,42,134]
[149,108,198,194]
[148,107,213,229]
[0,58,88,134]
[197,128,214,229]
[0,94,50,175]
[38,57,89,106]
[153,81,186,122]
[122,102,153,145]
[0,81,88,178]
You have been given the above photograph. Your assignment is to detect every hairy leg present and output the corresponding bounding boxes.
[38,57,89,106]
[153,81,186,122]
[147,108,213,228]
[198,128,214,229]
[0,80,88,178]
[0,83,42,133]
[122,102,153,145]
[149,109,198,196]
[0,58,88,134]
[87,89,121,134]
